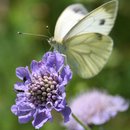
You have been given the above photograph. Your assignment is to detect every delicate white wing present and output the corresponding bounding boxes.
[64,0,118,41]
[63,33,113,78]
[54,4,88,43]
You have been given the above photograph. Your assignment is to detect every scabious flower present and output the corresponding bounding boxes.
[11,51,72,129]
[66,90,129,130]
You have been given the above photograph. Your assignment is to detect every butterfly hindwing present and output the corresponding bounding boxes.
[63,33,113,78]
[64,0,118,41]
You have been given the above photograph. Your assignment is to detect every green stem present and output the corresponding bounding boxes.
[72,113,91,130]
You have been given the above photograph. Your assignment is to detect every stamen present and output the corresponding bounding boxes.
[28,74,59,106]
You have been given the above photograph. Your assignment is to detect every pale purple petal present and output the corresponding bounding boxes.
[61,106,71,122]
[11,102,35,116]
[54,98,66,111]
[42,52,55,66]
[90,112,110,125]
[11,105,19,115]
[14,82,28,92]
[11,105,29,116]
[32,109,52,129]
[111,96,129,111]
[18,111,35,123]
[30,60,40,73]
[55,52,64,72]
[42,51,64,72]
[61,65,72,83]
[16,67,30,80]
[17,102,35,112]
[16,93,27,102]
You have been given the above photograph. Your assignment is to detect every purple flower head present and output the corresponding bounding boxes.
[66,90,129,130]
[11,51,72,129]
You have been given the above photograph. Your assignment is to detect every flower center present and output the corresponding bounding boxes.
[28,74,59,106]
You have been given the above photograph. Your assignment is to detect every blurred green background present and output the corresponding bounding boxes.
[0,0,130,130]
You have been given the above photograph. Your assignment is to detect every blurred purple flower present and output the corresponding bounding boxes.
[66,90,129,130]
[11,51,72,129]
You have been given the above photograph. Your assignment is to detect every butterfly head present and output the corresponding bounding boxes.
[48,37,56,46]
[48,37,66,53]
[48,37,59,51]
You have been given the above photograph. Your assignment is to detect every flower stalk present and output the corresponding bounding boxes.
[72,113,91,130]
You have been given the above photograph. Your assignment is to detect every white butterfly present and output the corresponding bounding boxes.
[50,0,118,79]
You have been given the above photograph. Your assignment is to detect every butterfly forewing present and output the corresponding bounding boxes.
[64,0,118,41]
[63,33,113,78]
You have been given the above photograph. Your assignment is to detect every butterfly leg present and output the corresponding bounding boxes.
[61,54,68,65]
[57,54,68,75]
[49,46,53,51]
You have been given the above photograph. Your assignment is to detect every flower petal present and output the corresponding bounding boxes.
[111,96,129,111]
[90,112,110,125]
[42,51,65,72]
[18,110,35,123]
[16,67,30,81]
[11,105,18,115]
[32,109,52,129]
[11,102,35,116]
[18,102,35,112]
[14,82,28,92]
[61,65,72,84]
[61,106,71,122]
[30,60,44,74]
[54,97,66,111]
[55,52,64,72]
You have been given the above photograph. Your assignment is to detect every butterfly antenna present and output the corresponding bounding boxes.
[46,25,52,37]
[17,32,49,40]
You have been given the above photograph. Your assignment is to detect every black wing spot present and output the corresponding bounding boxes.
[73,8,81,13]
[73,6,86,15]
[99,19,105,25]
